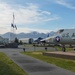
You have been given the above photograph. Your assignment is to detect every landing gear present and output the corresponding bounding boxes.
[62,45,66,52]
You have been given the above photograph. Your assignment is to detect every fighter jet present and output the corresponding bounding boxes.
[41,29,75,51]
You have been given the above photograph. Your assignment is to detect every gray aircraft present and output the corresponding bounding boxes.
[41,29,75,51]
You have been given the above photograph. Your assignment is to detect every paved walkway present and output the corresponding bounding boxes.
[2,49,75,75]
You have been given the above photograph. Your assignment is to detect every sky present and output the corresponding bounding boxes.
[0,0,75,34]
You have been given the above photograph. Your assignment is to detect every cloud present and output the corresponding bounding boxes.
[0,26,10,34]
[0,26,57,34]
[0,2,59,34]
[14,3,59,24]
[0,3,12,26]
[55,0,75,9]
[0,26,54,34]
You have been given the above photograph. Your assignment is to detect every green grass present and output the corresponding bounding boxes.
[0,52,28,75]
[22,52,75,72]
[55,46,73,52]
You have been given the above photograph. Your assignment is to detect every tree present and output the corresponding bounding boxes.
[14,37,19,43]
[19,40,23,45]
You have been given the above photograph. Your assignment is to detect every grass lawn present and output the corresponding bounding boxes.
[55,46,73,52]
[22,51,75,72]
[0,52,28,75]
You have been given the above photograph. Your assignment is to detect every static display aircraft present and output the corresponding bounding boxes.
[41,29,75,51]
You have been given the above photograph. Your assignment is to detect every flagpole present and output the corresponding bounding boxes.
[13,12,15,42]
[13,12,15,26]
[14,25,17,38]
[10,23,12,43]
[10,12,17,43]
[10,13,15,43]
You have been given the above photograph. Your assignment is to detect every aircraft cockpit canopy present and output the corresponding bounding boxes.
[56,29,64,34]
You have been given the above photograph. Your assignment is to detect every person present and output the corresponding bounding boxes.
[23,48,25,52]
[62,46,66,52]
[45,47,47,51]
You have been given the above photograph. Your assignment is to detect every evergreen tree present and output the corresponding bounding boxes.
[14,37,19,43]
[19,40,23,45]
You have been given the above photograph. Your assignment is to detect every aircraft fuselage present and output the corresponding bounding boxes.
[44,29,75,45]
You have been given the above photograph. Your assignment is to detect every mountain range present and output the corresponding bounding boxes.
[1,31,56,39]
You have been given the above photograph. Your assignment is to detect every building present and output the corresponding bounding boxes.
[19,38,35,44]
[19,38,29,44]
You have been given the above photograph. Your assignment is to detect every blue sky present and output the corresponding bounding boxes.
[0,0,75,34]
